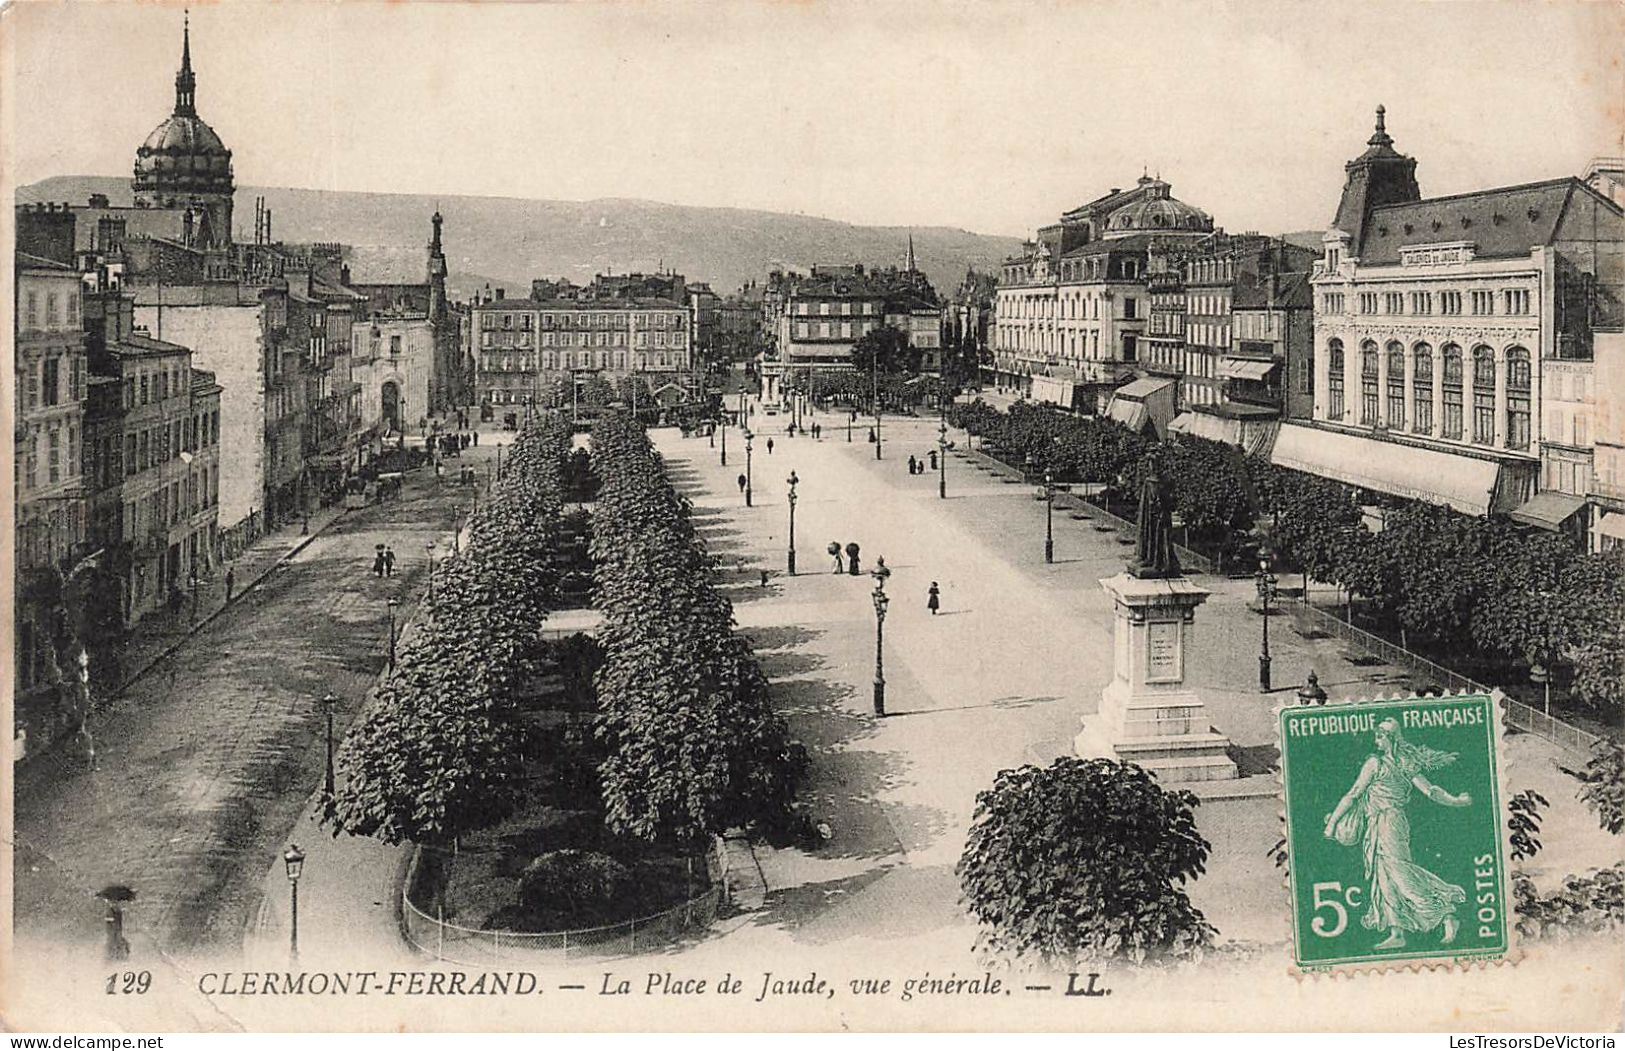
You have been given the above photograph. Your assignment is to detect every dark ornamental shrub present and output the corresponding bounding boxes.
[957,756,1215,965]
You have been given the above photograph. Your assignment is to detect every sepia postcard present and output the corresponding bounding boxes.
[3,0,1624,1034]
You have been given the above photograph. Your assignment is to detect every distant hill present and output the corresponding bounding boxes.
[18,176,1022,300]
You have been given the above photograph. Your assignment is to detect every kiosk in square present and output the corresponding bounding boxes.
[1279,693,1510,971]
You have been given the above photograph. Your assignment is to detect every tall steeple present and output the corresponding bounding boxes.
[174,11,197,117]
[1330,104,1420,257]
[906,231,917,272]
[427,209,448,321]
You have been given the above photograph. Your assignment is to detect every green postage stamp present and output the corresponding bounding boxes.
[1278,692,1511,972]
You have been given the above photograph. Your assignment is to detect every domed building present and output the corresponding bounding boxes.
[131,15,234,248]
[1101,178,1212,238]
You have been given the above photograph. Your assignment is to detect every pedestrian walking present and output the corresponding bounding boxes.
[374,547,386,578]
[828,541,843,573]
[737,473,748,494]
[927,581,941,615]
[225,566,236,601]
[766,437,775,455]
[473,430,479,446]
[908,454,918,475]
[384,546,396,577]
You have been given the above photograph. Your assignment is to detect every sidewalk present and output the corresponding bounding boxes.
[108,502,350,699]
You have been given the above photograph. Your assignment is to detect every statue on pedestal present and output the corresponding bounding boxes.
[1129,456,1181,580]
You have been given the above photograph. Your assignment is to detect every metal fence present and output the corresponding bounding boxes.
[400,847,722,966]
[1293,600,1603,756]
[217,511,266,564]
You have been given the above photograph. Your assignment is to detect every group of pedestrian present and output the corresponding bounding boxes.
[904,449,940,476]
[435,432,476,458]
[372,544,397,578]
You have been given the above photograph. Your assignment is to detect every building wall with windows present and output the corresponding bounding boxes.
[1301,109,1624,520]
[472,298,692,409]
[14,255,89,734]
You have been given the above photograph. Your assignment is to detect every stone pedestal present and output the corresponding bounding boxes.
[1076,572,1237,783]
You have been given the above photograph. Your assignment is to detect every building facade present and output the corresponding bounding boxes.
[14,253,89,754]
[472,279,693,414]
[1287,108,1624,527]
[990,176,1214,411]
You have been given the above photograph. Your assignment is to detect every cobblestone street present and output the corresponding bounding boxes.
[12,456,485,965]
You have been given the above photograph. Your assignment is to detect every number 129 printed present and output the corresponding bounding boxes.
[1278,694,1510,971]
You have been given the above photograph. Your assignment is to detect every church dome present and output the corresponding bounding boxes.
[1105,179,1212,236]
[131,14,234,197]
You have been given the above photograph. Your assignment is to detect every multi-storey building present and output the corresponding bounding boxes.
[990,176,1214,412]
[15,252,89,753]
[82,289,220,624]
[1592,333,1625,551]
[472,277,693,415]
[1283,107,1624,530]
[758,255,942,401]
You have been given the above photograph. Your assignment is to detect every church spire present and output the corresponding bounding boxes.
[906,230,916,272]
[174,11,197,117]
[1368,104,1392,149]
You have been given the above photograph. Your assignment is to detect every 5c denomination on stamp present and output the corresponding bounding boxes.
[1279,693,1511,972]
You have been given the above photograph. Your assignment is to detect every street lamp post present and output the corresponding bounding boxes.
[871,582,889,717]
[283,844,305,966]
[786,471,799,575]
[720,408,728,466]
[1256,554,1278,692]
[872,362,882,461]
[937,419,948,500]
[1042,470,1055,564]
[386,597,399,671]
[318,692,338,799]
[189,568,199,623]
[847,409,854,443]
[743,429,754,507]
[425,540,437,606]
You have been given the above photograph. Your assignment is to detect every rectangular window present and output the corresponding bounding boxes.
[1358,293,1378,314]
[26,292,38,329]
[140,374,149,404]
[1440,291,1462,315]
[1504,289,1530,315]
[1471,290,1495,315]
[47,427,61,484]
[41,358,59,406]
[1410,291,1432,314]
[1443,386,1462,439]
[1123,297,1137,320]
[1385,292,1404,314]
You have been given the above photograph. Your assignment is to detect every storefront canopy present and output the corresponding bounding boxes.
[1169,411,1242,445]
[1270,423,1506,516]
[1219,358,1280,382]
[1508,491,1588,531]
[1106,399,1150,432]
[1599,511,1625,542]
[1114,376,1175,400]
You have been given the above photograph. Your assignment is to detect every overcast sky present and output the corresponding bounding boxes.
[6,1,1621,238]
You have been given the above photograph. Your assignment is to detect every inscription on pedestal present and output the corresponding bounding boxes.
[1146,620,1181,683]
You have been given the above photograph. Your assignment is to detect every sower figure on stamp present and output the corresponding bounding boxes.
[1323,718,1472,949]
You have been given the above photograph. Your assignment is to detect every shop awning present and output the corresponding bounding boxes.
[1219,357,1280,382]
[1599,511,1625,541]
[1508,491,1588,531]
[1270,423,1505,516]
[1115,376,1175,400]
[1106,398,1150,431]
[1169,411,1242,446]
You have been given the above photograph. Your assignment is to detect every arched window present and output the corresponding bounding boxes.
[1327,338,1345,419]
[1506,347,1531,450]
[1441,344,1464,439]
[1360,341,1380,424]
[1412,342,1433,434]
[1386,341,1406,427]
[1472,345,1496,444]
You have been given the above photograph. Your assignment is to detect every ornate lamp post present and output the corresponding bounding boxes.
[1041,470,1056,564]
[871,580,890,717]
[283,844,305,966]
[386,597,399,671]
[743,428,754,507]
[938,419,948,500]
[425,540,437,606]
[318,691,338,799]
[786,471,799,575]
[1256,553,1278,692]
[847,408,855,443]
[720,406,728,466]
[1297,670,1328,706]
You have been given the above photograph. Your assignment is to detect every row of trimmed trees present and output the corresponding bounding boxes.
[588,414,805,848]
[948,398,1624,715]
[326,415,574,845]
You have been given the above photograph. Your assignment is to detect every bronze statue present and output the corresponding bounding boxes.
[1129,457,1182,579]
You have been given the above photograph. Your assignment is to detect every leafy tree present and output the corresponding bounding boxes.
[957,757,1215,965]
[1578,739,1625,836]
[849,324,917,376]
